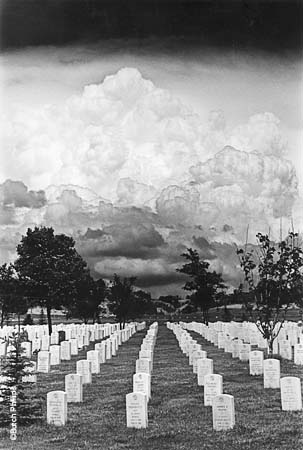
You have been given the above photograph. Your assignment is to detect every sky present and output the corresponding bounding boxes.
[0,0,302,296]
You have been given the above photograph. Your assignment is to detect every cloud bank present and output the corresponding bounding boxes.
[0,68,301,295]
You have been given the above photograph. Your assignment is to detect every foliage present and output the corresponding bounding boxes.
[69,275,106,323]
[14,226,88,334]
[0,264,28,328]
[22,314,33,326]
[177,248,226,323]
[0,332,42,426]
[107,275,154,325]
[237,231,303,354]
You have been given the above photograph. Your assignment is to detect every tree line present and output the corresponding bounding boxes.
[1,226,302,354]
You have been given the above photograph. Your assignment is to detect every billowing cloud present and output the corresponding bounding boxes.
[0,67,301,295]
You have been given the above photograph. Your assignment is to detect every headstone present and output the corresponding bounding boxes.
[279,341,292,360]
[41,335,50,351]
[126,392,148,429]
[204,374,223,406]
[70,339,78,356]
[249,351,264,376]
[65,374,83,403]
[280,377,302,411]
[76,360,92,384]
[239,343,251,361]
[60,341,71,361]
[133,373,151,401]
[197,358,213,386]
[212,394,235,431]
[136,358,151,375]
[50,345,61,366]
[294,344,303,365]
[50,332,59,345]
[37,351,51,373]
[47,391,67,426]
[263,359,280,389]
[87,350,100,374]
[0,342,7,357]
[192,350,207,374]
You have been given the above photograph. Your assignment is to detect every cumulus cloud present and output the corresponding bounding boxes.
[0,67,301,294]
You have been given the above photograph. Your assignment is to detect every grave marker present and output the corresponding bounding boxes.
[47,391,67,426]
[280,377,302,411]
[204,374,223,406]
[126,392,148,429]
[212,394,235,431]
[65,374,83,403]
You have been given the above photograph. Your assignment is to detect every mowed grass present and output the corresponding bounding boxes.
[1,324,303,450]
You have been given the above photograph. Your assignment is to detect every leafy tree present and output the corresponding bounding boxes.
[70,274,106,323]
[107,274,137,328]
[177,248,226,324]
[0,264,28,328]
[237,231,303,355]
[131,289,157,319]
[14,226,88,334]
[0,332,42,426]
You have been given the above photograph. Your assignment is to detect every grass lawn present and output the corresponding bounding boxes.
[1,323,303,450]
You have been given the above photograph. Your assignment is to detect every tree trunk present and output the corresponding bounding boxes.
[46,301,52,335]
[0,308,4,328]
[267,338,274,357]
[17,313,21,333]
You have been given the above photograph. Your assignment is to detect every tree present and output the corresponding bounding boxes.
[107,274,137,328]
[0,264,28,329]
[237,231,303,355]
[70,274,106,323]
[177,248,226,324]
[14,227,88,334]
[0,332,42,426]
[131,290,157,319]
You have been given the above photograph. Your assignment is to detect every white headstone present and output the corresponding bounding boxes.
[126,392,148,428]
[65,374,83,403]
[280,377,302,411]
[212,394,235,431]
[136,358,151,375]
[37,351,51,373]
[294,344,303,365]
[87,350,100,374]
[70,339,79,356]
[50,345,61,366]
[263,359,280,389]
[239,343,251,361]
[60,341,71,361]
[133,373,151,400]
[76,360,92,384]
[47,391,67,426]
[249,351,264,376]
[197,358,213,386]
[204,374,223,406]
[41,335,50,351]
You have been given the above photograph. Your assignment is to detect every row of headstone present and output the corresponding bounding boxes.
[126,322,158,429]
[179,321,303,412]
[182,319,303,364]
[47,322,145,426]
[167,322,235,431]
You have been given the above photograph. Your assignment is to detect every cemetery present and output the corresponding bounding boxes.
[0,318,302,450]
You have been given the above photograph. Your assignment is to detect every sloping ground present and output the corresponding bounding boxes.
[1,324,303,449]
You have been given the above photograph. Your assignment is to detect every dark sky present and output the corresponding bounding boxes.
[1,0,302,53]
